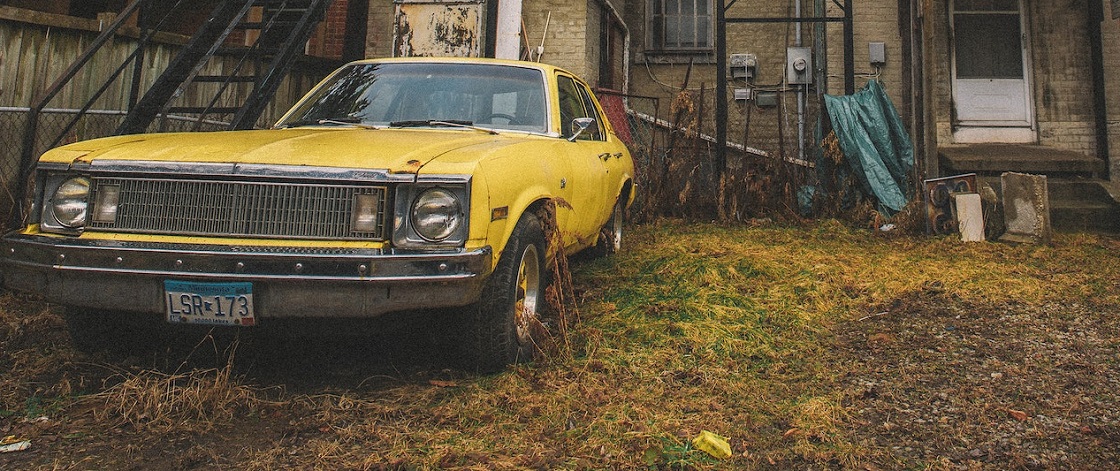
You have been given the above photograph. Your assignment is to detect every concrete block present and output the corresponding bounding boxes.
[999,172,1052,244]
[953,193,985,242]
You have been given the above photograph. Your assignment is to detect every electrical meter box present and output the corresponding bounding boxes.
[729,53,757,81]
[786,47,813,85]
[869,42,886,65]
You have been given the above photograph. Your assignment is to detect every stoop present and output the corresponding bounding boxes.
[939,144,1119,234]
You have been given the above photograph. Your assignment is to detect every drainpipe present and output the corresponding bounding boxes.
[495,0,523,59]
[1088,0,1109,178]
[795,0,806,163]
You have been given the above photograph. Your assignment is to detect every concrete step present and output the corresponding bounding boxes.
[1050,199,1120,233]
[939,144,1107,177]
[974,176,1119,234]
[1048,179,1116,201]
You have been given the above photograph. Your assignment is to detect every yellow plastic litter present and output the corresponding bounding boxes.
[692,430,732,459]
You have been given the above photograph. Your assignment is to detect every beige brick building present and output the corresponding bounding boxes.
[363,0,1120,229]
[366,0,1118,174]
[5,1,1113,227]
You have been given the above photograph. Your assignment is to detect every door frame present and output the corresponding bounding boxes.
[949,0,1036,144]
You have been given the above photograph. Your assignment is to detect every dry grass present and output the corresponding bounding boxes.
[85,345,271,434]
[2,220,1119,470]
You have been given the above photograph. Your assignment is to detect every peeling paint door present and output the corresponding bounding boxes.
[950,0,1035,143]
[394,1,483,57]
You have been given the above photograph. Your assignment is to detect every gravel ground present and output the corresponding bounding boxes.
[837,287,1120,470]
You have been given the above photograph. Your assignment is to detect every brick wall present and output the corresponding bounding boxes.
[625,0,896,160]
[823,1,904,105]
[365,0,395,58]
[323,0,349,59]
[522,0,591,78]
[306,0,348,59]
[362,1,603,79]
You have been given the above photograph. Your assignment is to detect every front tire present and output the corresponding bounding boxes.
[459,212,547,372]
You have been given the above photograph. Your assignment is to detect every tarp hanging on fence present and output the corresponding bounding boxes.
[823,80,914,216]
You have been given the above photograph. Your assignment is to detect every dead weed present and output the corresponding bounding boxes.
[86,347,271,434]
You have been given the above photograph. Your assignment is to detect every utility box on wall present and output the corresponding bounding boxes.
[729,53,758,81]
[869,42,886,66]
[786,47,812,85]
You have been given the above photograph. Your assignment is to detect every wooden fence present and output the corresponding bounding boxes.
[0,7,339,224]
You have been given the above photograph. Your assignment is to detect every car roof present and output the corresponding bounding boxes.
[343,57,576,79]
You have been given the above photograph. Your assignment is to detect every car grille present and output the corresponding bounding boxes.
[88,177,388,240]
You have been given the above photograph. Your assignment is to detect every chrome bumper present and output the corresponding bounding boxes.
[0,234,492,318]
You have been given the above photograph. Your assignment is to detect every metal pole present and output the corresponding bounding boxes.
[796,0,805,163]
[844,0,855,94]
[716,0,728,182]
[814,0,826,97]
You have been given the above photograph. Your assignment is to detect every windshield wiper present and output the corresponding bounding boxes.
[280,117,378,129]
[388,119,498,135]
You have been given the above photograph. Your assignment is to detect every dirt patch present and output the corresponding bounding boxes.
[836,287,1120,469]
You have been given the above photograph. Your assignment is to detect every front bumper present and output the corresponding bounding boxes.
[0,233,492,318]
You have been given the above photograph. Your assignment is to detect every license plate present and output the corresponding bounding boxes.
[164,280,255,326]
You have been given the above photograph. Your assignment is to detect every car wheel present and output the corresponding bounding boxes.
[590,199,623,257]
[459,212,547,372]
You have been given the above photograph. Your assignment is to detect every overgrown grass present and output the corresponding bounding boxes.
[231,221,1119,469]
[4,220,1119,469]
[87,349,271,434]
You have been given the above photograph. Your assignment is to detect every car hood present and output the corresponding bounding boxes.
[41,128,542,174]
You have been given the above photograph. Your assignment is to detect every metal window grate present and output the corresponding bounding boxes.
[88,178,387,240]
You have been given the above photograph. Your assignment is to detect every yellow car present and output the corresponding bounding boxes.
[2,58,635,371]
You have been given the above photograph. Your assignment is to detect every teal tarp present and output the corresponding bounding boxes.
[823,80,914,216]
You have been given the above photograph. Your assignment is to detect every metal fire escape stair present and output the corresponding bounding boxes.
[117,0,332,134]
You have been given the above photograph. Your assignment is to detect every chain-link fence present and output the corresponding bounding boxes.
[597,87,820,223]
[0,108,234,228]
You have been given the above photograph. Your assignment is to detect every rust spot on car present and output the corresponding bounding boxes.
[553,198,574,211]
[391,159,424,174]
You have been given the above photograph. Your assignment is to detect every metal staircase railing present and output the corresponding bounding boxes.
[118,0,333,133]
[15,0,334,228]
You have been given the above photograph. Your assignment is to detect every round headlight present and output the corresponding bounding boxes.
[51,177,91,228]
[411,188,462,241]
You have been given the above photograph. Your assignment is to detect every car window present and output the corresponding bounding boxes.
[280,63,549,133]
[557,75,603,141]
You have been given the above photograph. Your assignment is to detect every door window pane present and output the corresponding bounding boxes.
[954,13,1023,78]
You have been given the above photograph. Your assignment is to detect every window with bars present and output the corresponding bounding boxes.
[648,0,713,51]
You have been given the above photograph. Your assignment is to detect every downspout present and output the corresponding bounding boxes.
[597,0,630,95]
[795,0,806,163]
[921,0,937,179]
[1088,0,1109,178]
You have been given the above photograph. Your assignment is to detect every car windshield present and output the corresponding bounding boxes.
[278,62,549,134]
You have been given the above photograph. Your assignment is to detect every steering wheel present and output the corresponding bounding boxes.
[485,113,517,124]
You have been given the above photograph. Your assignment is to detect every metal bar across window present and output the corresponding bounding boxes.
[723,16,846,23]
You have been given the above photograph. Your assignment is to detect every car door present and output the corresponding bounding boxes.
[555,73,613,246]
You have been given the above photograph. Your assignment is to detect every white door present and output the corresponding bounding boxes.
[951,0,1034,143]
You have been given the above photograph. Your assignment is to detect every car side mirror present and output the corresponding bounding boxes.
[567,117,596,142]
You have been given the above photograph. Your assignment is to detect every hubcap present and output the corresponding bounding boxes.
[610,204,623,252]
[514,244,541,345]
